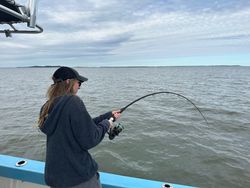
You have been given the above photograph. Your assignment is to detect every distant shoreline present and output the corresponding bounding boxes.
[17,65,61,68]
[0,65,247,68]
[17,65,244,68]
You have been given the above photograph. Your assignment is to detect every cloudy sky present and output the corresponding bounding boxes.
[0,0,250,67]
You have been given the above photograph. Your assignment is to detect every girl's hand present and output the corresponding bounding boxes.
[112,110,121,121]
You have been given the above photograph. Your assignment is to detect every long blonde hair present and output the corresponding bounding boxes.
[38,79,76,128]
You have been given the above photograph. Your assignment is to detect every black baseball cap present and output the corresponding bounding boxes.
[52,67,88,83]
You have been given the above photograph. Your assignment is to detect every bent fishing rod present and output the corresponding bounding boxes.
[108,91,208,140]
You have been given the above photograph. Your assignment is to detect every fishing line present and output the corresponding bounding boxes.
[119,91,208,125]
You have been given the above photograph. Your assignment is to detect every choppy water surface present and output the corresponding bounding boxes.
[0,66,250,187]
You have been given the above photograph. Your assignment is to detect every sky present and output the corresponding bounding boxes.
[0,0,250,67]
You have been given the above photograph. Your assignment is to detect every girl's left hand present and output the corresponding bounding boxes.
[112,110,121,120]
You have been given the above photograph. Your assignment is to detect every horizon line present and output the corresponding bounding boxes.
[0,65,247,68]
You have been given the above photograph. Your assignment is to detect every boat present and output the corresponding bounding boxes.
[0,154,194,188]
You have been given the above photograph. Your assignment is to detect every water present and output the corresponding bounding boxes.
[0,66,250,187]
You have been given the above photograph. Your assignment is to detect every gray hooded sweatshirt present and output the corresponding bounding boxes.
[40,95,112,187]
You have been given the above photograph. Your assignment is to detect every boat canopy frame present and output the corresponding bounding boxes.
[0,0,43,37]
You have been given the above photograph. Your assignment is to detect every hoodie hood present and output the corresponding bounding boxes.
[40,95,72,136]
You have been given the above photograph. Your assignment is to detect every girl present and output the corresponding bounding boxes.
[38,66,120,188]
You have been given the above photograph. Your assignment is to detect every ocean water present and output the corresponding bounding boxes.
[0,66,249,187]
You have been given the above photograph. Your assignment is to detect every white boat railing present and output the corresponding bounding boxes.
[0,0,43,37]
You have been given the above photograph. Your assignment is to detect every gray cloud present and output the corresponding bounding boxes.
[200,34,250,41]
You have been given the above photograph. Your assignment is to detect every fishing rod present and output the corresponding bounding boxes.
[108,91,208,140]
[120,91,208,123]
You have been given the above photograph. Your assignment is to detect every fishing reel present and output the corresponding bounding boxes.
[108,123,124,140]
